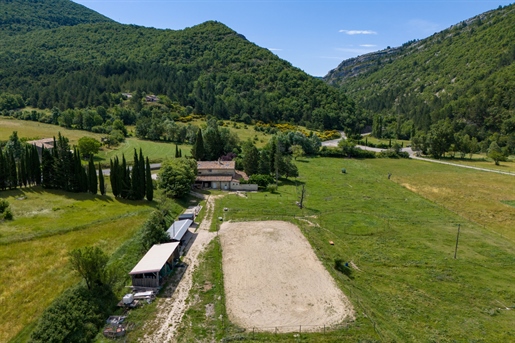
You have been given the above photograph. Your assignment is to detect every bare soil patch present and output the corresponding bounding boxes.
[219,221,354,332]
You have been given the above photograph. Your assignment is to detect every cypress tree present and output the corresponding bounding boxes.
[139,149,146,199]
[175,144,180,158]
[41,147,53,189]
[146,157,153,201]
[109,159,117,197]
[98,163,105,195]
[8,153,17,189]
[130,149,139,199]
[191,129,206,161]
[0,150,6,190]
[115,156,123,197]
[121,154,130,199]
[88,155,97,194]
[33,145,41,185]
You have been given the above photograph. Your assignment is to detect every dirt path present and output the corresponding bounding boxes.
[140,194,220,343]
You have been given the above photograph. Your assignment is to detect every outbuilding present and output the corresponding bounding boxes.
[129,242,180,289]
[167,219,193,244]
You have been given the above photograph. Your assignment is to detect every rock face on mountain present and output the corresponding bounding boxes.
[325,46,405,85]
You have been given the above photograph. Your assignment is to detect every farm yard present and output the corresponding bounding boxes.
[175,157,515,342]
[219,221,353,332]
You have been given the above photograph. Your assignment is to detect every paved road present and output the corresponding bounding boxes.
[322,132,515,176]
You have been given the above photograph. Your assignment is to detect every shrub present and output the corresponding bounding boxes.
[30,285,116,343]
[0,199,9,213]
[3,208,13,220]
[266,184,278,193]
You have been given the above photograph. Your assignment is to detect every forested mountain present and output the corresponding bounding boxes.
[0,0,112,36]
[324,4,515,153]
[0,0,363,133]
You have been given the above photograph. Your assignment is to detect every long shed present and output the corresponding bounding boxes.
[129,242,180,289]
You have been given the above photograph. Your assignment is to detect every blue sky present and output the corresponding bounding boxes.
[73,0,513,76]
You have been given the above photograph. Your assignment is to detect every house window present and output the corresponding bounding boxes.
[208,169,212,172]
[198,171,202,175]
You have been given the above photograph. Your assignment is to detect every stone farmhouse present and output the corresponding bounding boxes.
[195,161,257,191]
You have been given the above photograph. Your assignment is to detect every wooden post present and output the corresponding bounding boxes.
[454,224,461,259]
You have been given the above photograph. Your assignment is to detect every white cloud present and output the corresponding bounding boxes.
[339,30,377,35]
[268,48,282,51]
[360,44,377,48]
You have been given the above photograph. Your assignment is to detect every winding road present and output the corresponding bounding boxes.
[322,132,515,177]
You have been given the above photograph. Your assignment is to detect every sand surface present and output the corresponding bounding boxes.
[219,220,354,332]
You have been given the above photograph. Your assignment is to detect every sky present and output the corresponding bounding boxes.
[73,0,513,77]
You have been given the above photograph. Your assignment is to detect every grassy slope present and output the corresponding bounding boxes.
[176,157,515,342]
[0,116,103,145]
[0,188,155,342]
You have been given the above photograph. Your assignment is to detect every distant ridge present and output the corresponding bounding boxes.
[323,4,515,139]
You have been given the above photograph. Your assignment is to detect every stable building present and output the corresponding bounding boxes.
[129,242,180,289]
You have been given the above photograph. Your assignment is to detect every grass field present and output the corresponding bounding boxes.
[429,155,515,174]
[0,117,104,145]
[97,138,191,164]
[0,188,155,342]
[176,157,515,342]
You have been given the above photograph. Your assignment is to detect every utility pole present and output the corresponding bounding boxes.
[454,224,461,259]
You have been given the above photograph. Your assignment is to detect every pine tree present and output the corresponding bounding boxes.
[146,157,153,201]
[88,155,97,195]
[98,163,105,195]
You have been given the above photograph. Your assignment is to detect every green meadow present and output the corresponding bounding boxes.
[177,157,515,342]
[0,188,155,342]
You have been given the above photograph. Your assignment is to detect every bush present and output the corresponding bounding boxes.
[0,199,9,213]
[3,208,13,220]
[30,285,116,343]
[247,174,274,188]
[266,184,278,193]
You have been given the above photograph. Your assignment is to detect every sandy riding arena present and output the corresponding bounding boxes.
[219,221,354,332]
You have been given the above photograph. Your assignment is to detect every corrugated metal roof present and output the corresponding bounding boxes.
[129,242,180,275]
[166,219,193,241]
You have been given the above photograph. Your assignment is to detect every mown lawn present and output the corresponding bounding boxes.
[176,157,515,342]
[0,188,155,342]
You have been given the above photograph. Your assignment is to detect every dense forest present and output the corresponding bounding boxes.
[0,0,112,36]
[325,4,515,156]
[0,0,365,133]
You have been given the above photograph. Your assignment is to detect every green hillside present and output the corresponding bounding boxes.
[0,0,112,36]
[0,1,363,133]
[325,4,515,153]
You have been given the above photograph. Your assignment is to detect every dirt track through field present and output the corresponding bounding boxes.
[141,194,219,343]
[219,221,354,332]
